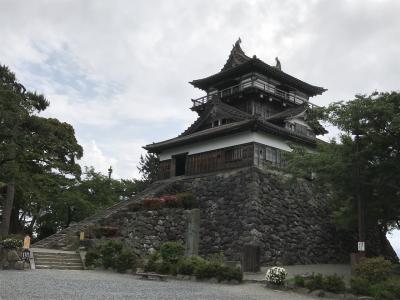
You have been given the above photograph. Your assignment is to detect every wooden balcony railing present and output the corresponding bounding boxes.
[191,78,319,109]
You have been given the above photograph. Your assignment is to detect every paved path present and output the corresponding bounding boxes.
[0,269,325,300]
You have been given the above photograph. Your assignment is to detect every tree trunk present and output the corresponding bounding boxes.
[10,205,22,234]
[66,206,73,227]
[0,181,15,236]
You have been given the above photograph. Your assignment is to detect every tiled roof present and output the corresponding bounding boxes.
[266,105,307,121]
[179,100,252,137]
[144,117,316,152]
[190,40,326,96]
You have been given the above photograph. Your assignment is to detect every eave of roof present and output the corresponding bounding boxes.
[190,58,326,96]
[266,105,307,122]
[144,120,254,152]
[144,118,316,152]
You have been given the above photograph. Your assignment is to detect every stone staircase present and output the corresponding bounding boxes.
[32,249,83,270]
[33,179,176,250]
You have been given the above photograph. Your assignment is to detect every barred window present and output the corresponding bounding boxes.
[225,148,243,162]
[265,146,277,164]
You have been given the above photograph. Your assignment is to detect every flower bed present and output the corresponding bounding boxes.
[129,192,197,211]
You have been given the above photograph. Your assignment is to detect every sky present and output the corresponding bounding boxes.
[0,0,399,255]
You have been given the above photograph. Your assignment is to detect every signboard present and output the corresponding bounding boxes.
[358,242,365,252]
[23,236,31,249]
[79,231,85,241]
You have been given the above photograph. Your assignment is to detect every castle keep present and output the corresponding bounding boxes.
[145,39,326,179]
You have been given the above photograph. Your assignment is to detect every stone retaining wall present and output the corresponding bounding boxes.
[178,167,352,264]
[35,166,398,264]
[97,208,187,257]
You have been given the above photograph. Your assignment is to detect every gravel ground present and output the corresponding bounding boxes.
[0,269,323,300]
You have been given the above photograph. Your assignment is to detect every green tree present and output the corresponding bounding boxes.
[285,92,400,247]
[0,65,83,235]
[137,152,159,184]
[33,166,147,239]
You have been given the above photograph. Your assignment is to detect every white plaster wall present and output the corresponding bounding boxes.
[159,131,294,161]
[252,132,293,151]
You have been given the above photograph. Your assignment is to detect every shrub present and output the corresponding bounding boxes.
[207,251,225,266]
[158,261,177,275]
[322,274,345,293]
[91,226,119,238]
[392,264,400,274]
[176,192,197,209]
[0,238,23,249]
[143,198,162,209]
[368,282,396,300]
[265,267,287,286]
[160,242,185,263]
[160,195,180,208]
[304,273,324,291]
[114,249,137,273]
[352,275,400,299]
[354,257,392,283]
[177,256,206,275]
[217,266,243,282]
[294,275,305,287]
[100,240,123,269]
[351,276,371,295]
[195,262,222,279]
[85,248,101,268]
[383,277,400,298]
[127,202,142,211]
[144,251,162,272]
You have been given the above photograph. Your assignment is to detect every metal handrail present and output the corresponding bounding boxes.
[191,78,319,109]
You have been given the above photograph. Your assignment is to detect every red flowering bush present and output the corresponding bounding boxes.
[140,192,196,210]
[143,198,162,209]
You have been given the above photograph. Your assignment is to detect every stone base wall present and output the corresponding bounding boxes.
[97,208,187,257]
[177,167,352,264]
[34,166,398,264]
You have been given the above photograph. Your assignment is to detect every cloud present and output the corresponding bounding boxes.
[1,0,399,255]
[78,140,117,176]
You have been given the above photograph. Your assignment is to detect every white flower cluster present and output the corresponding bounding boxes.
[265,266,287,285]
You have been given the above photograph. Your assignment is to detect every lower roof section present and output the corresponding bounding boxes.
[144,118,316,154]
[158,130,304,161]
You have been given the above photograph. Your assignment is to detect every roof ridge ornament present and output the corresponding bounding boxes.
[234,37,242,47]
[221,38,251,71]
[275,57,281,70]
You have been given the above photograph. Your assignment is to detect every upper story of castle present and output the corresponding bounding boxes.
[145,39,327,156]
[190,39,325,116]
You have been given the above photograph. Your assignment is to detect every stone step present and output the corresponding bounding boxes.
[36,261,83,266]
[33,250,83,270]
[34,256,80,261]
[35,263,83,269]
[34,258,82,264]
[34,253,79,257]
[35,265,83,270]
